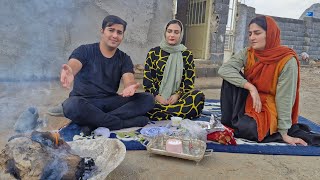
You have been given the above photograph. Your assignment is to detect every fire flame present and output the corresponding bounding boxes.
[52,132,60,146]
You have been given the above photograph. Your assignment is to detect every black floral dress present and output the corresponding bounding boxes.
[143,46,205,121]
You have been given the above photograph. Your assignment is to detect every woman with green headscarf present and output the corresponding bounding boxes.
[143,19,205,121]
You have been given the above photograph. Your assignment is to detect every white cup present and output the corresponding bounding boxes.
[171,116,182,127]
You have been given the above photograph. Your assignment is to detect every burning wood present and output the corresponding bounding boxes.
[0,131,95,179]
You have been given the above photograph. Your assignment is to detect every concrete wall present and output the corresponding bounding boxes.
[233,3,255,54]
[209,0,230,64]
[303,17,320,57]
[0,0,173,81]
[233,3,320,60]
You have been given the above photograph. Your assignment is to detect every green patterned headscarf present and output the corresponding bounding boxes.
[159,20,187,100]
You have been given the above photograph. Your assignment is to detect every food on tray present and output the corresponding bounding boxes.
[165,138,183,153]
[146,136,208,163]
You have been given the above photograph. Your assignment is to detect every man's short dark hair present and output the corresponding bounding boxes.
[102,15,127,31]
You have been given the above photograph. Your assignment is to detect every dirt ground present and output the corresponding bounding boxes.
[0,67,320,179]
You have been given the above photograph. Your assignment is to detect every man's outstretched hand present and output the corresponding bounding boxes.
[60,64,74,89]
[120,82,140,97]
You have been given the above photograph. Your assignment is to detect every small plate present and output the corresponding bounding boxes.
[140,127,172,138]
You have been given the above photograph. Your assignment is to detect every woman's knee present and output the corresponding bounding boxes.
[196,89,205,98]
[190,89,205,103]
[186,89,205,98]
[234,116,258,141]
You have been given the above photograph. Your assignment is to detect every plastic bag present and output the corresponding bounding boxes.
[180,119,207,142]
[206,115,237,145]
[207,114,225,133]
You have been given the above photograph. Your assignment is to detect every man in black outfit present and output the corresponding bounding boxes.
[60,15,154,131]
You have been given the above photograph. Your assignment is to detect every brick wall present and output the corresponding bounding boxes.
[274,17,305,54]
[234,3,320,59]
[303,17,320,58]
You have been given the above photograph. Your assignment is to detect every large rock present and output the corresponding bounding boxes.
[0,136,84,179]
[0,132,126,180]
[68,137,126,180]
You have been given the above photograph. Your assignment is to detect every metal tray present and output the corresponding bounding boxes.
[146,135,210,163]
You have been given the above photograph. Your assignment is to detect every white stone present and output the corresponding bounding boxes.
[68,137,126,180]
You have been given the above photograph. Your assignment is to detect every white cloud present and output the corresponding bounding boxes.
[241,0,319,19]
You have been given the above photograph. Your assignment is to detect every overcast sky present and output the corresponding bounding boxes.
[241,0,319,19]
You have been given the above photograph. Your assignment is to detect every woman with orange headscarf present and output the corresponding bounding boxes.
[218,16,320,146]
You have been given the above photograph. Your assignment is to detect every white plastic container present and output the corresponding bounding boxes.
[171,116,182,127]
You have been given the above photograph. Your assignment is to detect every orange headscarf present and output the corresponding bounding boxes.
[244,16,300,141]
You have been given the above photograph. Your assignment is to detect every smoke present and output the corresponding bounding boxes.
[0,81,69,147]
[40,158,69,180]
[13,107,40,133]
[0,0,105,140]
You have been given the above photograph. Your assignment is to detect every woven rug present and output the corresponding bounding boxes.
[60,99,320,156]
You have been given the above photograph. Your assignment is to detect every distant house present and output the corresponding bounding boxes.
[299,3,320,19]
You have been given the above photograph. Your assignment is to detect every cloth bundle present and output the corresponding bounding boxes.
[207,126,237,145]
